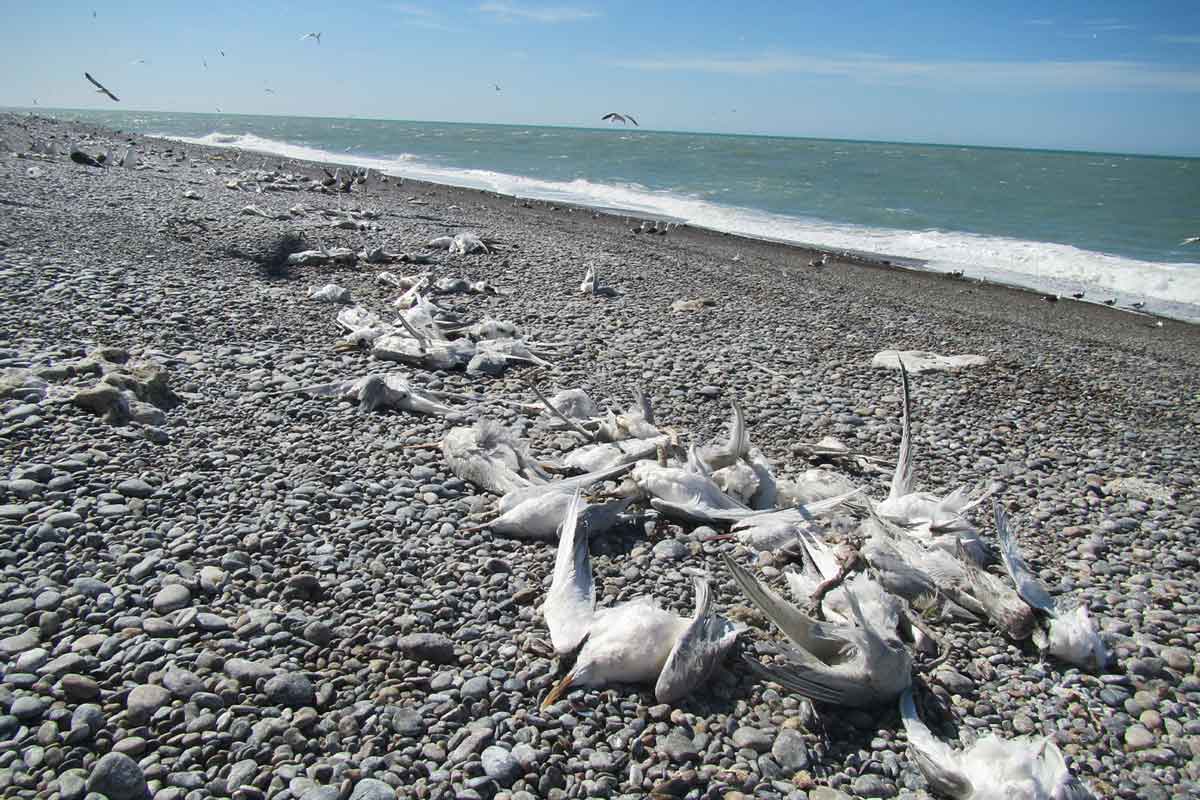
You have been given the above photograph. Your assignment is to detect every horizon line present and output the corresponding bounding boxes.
[3,104,1197,161]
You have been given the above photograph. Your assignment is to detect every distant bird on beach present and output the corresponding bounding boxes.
[300,32,322,44]
[602,112,638,126]
[1071,291,1085,299]
[85,72,120,102]
[1043,294,1059,303]
[1103,298,1116,306]
[1182,236,1200,246]
[1132,301,1146,310]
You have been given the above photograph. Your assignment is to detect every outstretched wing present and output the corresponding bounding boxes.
[544,489,595,654]
[655,576,740,703]
[85,72,119,102]
[723,555,848,661]
[994,501,1056,614]
[602,112,624,124]
[625,114,639,126]
[888,358,914,501]
[279,379,359,399]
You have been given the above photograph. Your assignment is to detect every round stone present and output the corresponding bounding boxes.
[348,778,395,800]
[480,746,522,786]
[126,684,172,724]
[263,672,315,709]
[116,478,155,498]
[153,584,192,613]
[87,752,149,800]
[1125,724,1155,750]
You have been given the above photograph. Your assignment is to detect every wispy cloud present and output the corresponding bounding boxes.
[479,2,598,23]
[1157,34,1200,45]
[1026,18,1055,26]
[1083,17,1135,32]
[386,2,457,30]
[614,53,1200,92]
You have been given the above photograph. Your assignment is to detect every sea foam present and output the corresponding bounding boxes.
[173,131,1200,322]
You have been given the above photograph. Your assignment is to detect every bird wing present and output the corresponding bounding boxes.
[1181,236,1200,245]
[888,358,915,501]
[698,400,749,470]
[898,689,973,798]
[84,72,119,102]
[993,501,1056,614]
[625,114,639,126]
[544,489,596,654]
[723,555,849,661]
[655,576,740,703]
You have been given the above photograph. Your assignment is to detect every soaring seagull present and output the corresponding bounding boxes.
[85,72,120,102]
[1182,236,1200,246]
[300,32,322,44]
[602,112,638,126]
[494,84,502,92]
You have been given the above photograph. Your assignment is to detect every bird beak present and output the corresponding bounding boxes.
[540,672,575,710]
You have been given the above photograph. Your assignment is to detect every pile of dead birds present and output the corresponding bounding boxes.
[433,359,1105,798]
[295,251,1107,796]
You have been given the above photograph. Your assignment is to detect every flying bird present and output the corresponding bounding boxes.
[220,50,226,57]
[264,88,275,94]
[1181,236,1199,246]
[300,32,322,43]
[85,72,120,102]
[202,58,208,69]
[602,112,638,126]
[130,58,147,65]
[494,84,502,92]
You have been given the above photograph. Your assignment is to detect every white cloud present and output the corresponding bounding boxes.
[1083,18,1135,32]
[613,53,1200,92]
[479,2,598,23]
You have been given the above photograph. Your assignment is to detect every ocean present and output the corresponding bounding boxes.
[30,108,1200,321]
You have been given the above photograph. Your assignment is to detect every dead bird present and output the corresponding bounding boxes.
[873,360,992,563]
[899,688,1095,799]
[725,557,912,708]
[442,419,553,496]
[543,492,739,706]
[994,502,1108,671]
[278,373,459,416]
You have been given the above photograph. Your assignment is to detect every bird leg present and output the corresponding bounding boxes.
[807,543,864,620]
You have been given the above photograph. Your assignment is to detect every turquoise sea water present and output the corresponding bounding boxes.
[20,108,1200,319]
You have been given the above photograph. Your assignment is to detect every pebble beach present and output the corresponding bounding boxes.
[2,112,1199,800]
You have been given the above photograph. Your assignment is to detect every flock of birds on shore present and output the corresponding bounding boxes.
[274,242,1114,796]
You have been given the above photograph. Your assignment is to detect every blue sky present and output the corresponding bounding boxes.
[3,1,1199,154]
